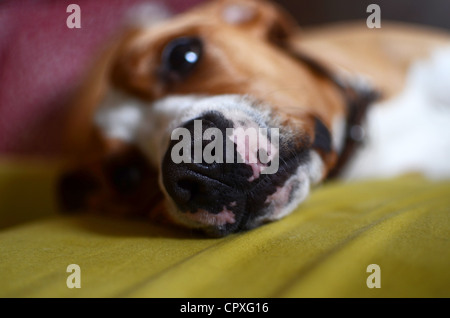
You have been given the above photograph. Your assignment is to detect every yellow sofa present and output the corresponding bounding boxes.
[0,159,449,297]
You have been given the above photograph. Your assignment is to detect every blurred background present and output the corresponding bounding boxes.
[0,0,449,157]
[277,0,450,30]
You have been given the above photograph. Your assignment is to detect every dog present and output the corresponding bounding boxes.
[59,0,450,237]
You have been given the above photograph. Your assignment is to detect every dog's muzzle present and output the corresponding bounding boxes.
[161,110,309,237]
[88,93,317,237]
[162,112,253,235]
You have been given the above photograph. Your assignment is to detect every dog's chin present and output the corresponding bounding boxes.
[176,208,248,238]
[163,158,315,237]
[166,203,263,237]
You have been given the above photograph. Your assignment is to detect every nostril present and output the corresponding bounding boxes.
[176,178,199,203]
[162,111,248,213]
[178,179,198,194]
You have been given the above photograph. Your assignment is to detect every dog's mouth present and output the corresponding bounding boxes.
[162,162,308,237]
[160,106,311,237]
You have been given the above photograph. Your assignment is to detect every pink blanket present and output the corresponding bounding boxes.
[0,0,204,155]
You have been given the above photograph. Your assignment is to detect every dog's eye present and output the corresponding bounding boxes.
[160,37,203,81]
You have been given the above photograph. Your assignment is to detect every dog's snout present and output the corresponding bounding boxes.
[161,112,254,234]
[162,112,233,210]
[163,167,231,213]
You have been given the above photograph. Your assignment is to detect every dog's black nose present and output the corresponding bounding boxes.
[161,112,252,228]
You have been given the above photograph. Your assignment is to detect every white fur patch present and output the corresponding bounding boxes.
[308,150,326,185]
[95,90,145,142]
[331,115,346,154]
[342,46,450,180]
[222,3,257,25]
[123,2,172,28]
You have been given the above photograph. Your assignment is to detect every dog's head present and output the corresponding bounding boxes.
[60,0,377,236]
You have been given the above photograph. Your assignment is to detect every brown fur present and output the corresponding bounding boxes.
[60,0,450,222]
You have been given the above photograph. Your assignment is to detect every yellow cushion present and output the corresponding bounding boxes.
[0,160,449,297]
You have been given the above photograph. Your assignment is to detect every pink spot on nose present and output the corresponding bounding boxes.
[230,126,275,182]
[248,163,262,182]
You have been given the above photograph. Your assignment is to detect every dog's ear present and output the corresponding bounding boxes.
[218,0,298,43]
